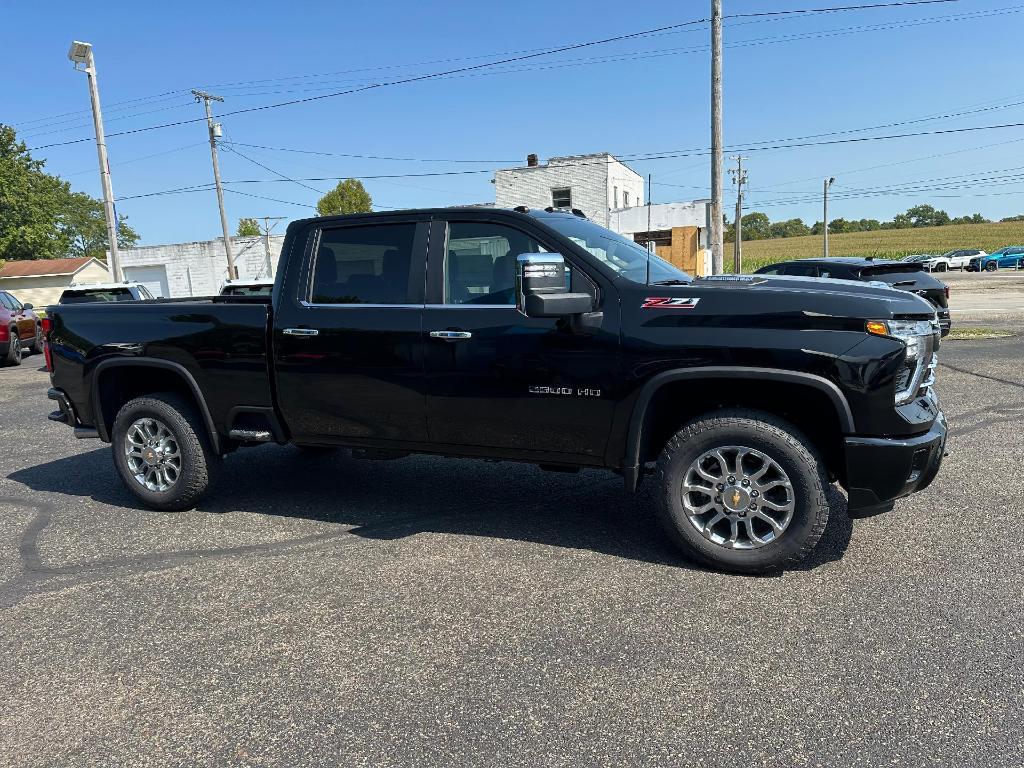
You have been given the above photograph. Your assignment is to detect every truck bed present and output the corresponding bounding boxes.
[47,298,274,440]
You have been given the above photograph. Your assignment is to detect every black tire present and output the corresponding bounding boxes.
[935,262,947,272]
[3,329,22,366]
[111,392,220,511]
[985,261,998,272]
[653,409,830,574]
[27,323,42,354]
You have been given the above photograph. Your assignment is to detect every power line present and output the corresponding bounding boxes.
[222,144,325,194]
[226,141,517,164]
[111,120,1024,205]
[25,1,986,152]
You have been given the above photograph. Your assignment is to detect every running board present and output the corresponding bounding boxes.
[228,428,273,443]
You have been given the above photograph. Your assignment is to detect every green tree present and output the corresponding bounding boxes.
[950,213,988,225]
[900,204,950,228]
[60,192,139,259]
[827,218,851,235]
[0,123,140,261]
[1000,214,1024,222]
[316,179,372,216]
[0,124,73,260]
[237,217,261,236]
[769,218,811,238]
[739,211,771,240]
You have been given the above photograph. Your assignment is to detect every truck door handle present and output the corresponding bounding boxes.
[429,330,472,341]
[283,328,319,337]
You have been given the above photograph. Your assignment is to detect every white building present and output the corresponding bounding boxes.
[611,200,712,276]
[494,153,644,227]
[118,235,284,298]
[0,257,110,308]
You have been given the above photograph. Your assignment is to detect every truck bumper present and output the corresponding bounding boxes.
[843,412,947,516]
[47,388,98,439]
[937,309,951,337]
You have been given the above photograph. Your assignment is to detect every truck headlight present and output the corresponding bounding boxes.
[867,319,939,404]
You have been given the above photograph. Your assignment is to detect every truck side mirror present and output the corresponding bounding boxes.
[516,253,593,318]
[22,303,33,311]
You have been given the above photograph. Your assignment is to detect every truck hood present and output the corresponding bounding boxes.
[629,273,937,329]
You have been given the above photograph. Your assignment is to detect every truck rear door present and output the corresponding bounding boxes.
[271,215,430,444]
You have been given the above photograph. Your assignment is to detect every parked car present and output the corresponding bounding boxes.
[0,290,42,366]
[59,282,156,304]
[46,207,946,574]
[754,257,952,336]
[220,279,274,297]
[900,254,934,264]
[923,249,985,272]
[968,246,1024,272]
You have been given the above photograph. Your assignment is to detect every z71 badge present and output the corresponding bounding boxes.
[642,297,700,309]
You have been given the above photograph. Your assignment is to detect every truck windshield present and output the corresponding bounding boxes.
[540,216,691,284]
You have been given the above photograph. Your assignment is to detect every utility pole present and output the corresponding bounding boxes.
[192,90,237,280]
[260,216,287,278]
[647,174,653,253]
[710,0,724,275]
[729,156,747,274]
[67,42,122,281]
[823,176,836,258]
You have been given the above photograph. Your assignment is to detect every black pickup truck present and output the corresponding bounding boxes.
[45,207,947,573]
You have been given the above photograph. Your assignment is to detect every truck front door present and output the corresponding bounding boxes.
[422,216,619,462]
[272,217,429,445]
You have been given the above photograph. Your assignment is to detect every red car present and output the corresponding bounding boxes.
[1,290,42,366]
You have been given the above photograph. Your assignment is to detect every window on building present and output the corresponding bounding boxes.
[445,221,549,305]
[613,186,619,208]
[551,188,572,208]
[310,223,416,304]
[623,191,630,208]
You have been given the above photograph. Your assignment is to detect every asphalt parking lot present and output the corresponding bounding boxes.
[942,270,1024,328]
[1,337,1022,768]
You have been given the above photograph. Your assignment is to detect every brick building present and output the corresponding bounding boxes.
[494,153,644,227]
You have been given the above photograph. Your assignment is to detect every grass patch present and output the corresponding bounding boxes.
[733,220,1024,269]
[946,327,1014,340]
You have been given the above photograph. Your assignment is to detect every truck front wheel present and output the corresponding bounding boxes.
[653,409,830,574]
[112,393,219,511]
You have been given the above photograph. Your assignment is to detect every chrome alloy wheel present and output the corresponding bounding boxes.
[681,445,795,550]
[124,417,181,493]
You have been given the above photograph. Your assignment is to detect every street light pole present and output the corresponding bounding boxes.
[68,41,122,281]
[823,176,836,258]
[192,90,237,280]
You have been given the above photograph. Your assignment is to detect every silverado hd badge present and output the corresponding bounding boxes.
[642,297,700,309]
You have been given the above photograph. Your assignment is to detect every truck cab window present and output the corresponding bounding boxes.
[445,221,550,305]
[311,223,416,304]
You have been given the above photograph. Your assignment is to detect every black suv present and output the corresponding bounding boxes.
[755,257,951,336]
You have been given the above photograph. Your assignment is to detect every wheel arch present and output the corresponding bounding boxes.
[623,367,855,492]
[91,358,221,453]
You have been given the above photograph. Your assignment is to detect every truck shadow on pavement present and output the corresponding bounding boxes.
[7,445,853,575]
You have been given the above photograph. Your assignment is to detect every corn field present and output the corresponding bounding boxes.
[728,220,1024,272]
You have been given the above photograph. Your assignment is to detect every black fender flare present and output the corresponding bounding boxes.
[622,366,855,492]
[90,357,221,453]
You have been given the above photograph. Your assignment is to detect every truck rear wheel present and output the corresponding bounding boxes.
[653,409,830,574]
[112,392,219,511]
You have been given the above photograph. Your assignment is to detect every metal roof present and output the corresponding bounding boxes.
[0,257,102,279]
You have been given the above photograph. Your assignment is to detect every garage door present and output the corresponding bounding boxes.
[123,265,170,299]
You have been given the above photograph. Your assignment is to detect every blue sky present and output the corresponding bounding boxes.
[5,0,1024,245]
